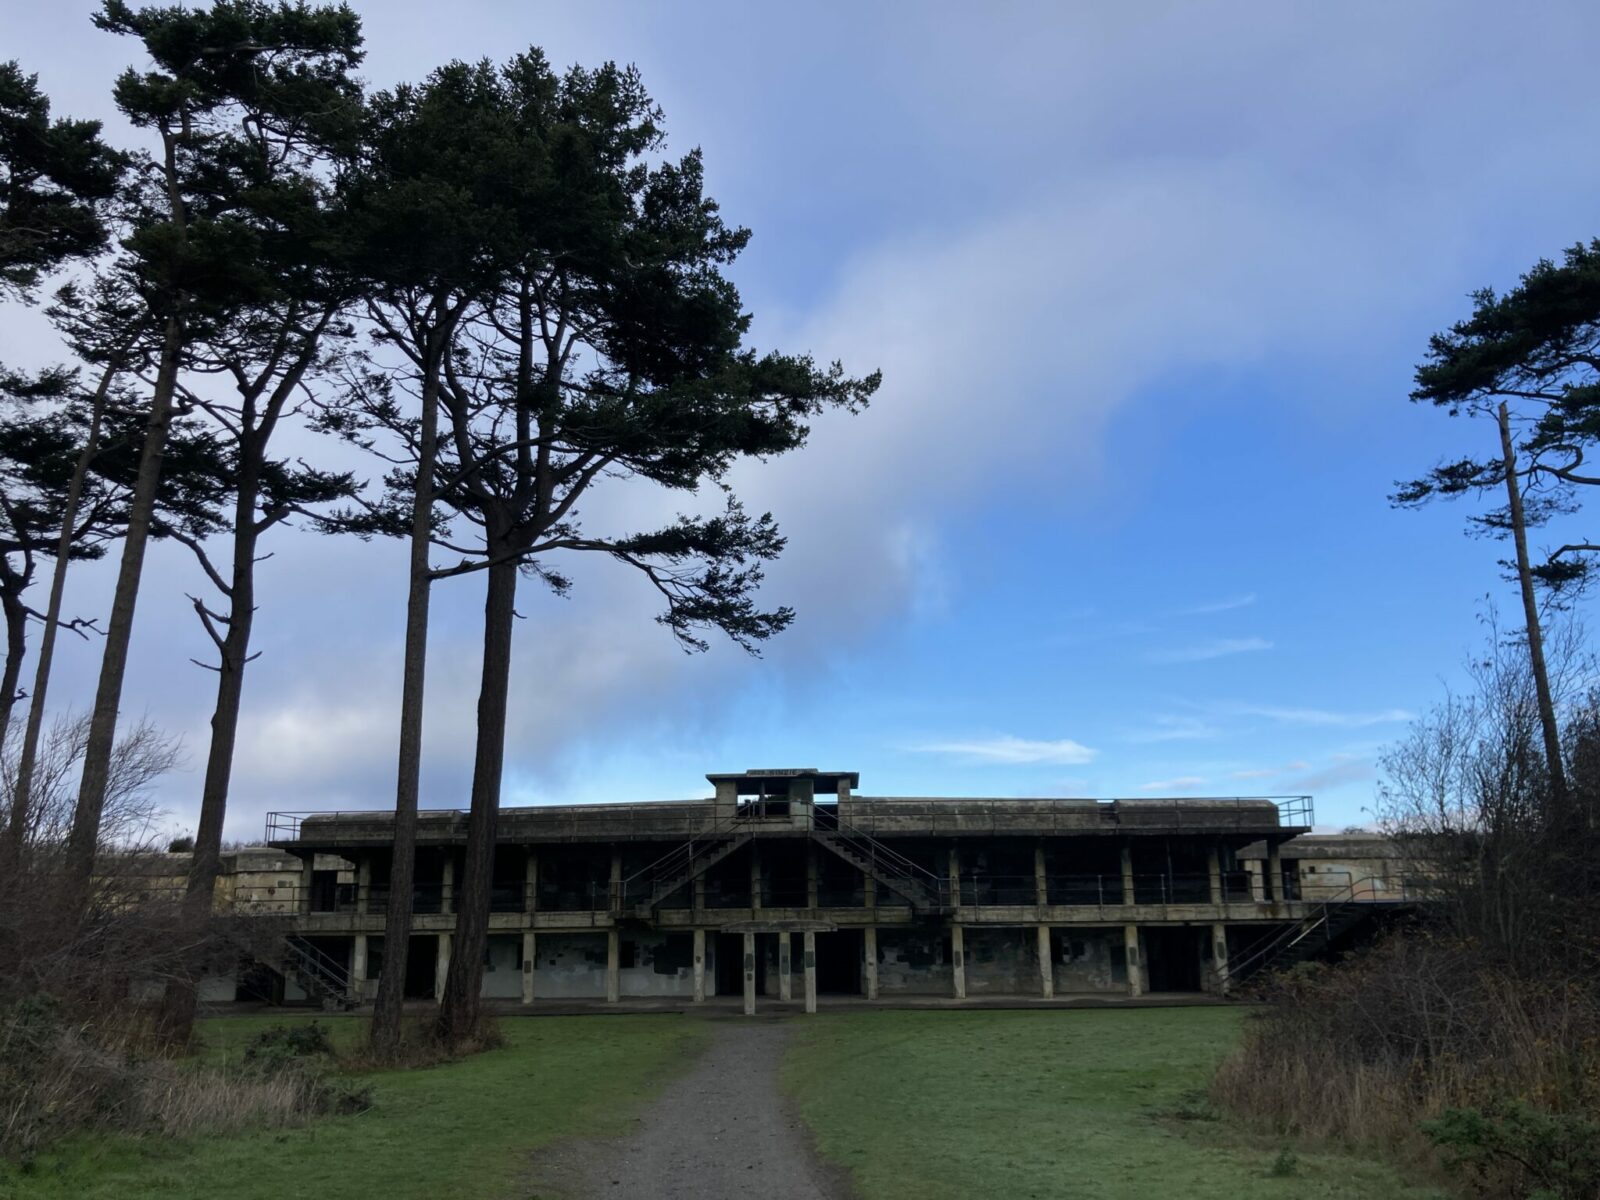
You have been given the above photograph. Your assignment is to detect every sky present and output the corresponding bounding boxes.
[4,0,1600,842]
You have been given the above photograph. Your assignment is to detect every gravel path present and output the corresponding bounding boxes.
[525,1017,853,1200]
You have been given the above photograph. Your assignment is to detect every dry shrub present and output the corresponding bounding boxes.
[341,1012,504,1072]
[1212,934,1600,1194]
[0,998,369,1163]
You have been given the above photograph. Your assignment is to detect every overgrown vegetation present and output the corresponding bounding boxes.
[1213,634,1600,1197]
[0,1004,367,1165]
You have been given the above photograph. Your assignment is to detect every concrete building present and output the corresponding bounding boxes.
[248,767,1349,1011]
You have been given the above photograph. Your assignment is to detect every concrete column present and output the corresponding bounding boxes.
[1036,924,1054,999]
[806,842,819,908]
[1123,924,1143,998]
[863,874,877,912]
[751,843,762,910]
[1120,843,1136,906]
[606,927,621,1003]
[803,930,817,1013]
[352,933,368,1000]
[610,852,622,913]
[440,853,454,915]
[1266,841,1283,903]
[692,928,706,1002]
[743,931,757,1015]
[1034,841,1049,910]
[864,926,879,1000]
[951,924,967,999]
[521,931,536,1004]
[356,855,371,915]
[1207,845,1223,907]
[299,856,314,915]
[1212,923,1230,995]
[524,849,538,915]
[948,845,961,911]
[693,874,707,914]
[779,932,793,1001]
[434,932,451,1002]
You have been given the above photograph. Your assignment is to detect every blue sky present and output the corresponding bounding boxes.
[5,1,1600,838]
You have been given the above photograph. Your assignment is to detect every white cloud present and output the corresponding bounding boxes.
[911,736,1098,766]
[1146,637,1273,664]
[1230,768,1276,780]
[1226,704,1412,728]
[1138,776,1207,792]
[1174,594,1257,616]
[1125,715,1220,743]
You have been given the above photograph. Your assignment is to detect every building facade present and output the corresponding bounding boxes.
[254,768,1335,1011]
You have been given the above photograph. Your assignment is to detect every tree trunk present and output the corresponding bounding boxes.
[62,313,183,908]
[161,463,261,1042]
[437,552,517,1044]
[370,325,446,1054]
[1498,401,1568,802]
[0,579,26,753]
[0,358,115,875]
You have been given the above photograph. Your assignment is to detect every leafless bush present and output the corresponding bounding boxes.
[0,997,368,1161]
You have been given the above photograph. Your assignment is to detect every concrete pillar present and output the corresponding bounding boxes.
[692,929,706,1002]
[1120,843,1135,906]
[434,932,451,1002]
[806,842,819,908]
[751,844,762,910]
[779,932,793,1001]
[299,856,314,915]
[1036,924,1054,999]
[951,924,966,999]
[743,931,757,1016]
[1212,922,1230,995]
[440,853,454,915]
[1034,841,1049,910]
[863,873,877,912]
[606,928,621,1003]
[356,855,371,915]
[610,852,622,913]
[864,926,879,1000]
[524,849,538,915]
[352,933,368,1000]
[1123,924,1143,998]
[1207,845,1223,907]
[1266,841,1283,903]
[803,930,817,1013]
[948,845,961,911]
[521,931,535,1004]
[693,874,707,914]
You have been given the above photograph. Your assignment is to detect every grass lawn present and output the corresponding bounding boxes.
[784,1007,1446,1200]
[0,1013,703,1200]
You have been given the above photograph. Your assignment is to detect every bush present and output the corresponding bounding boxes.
[1424,1103,1600,1200]
[0,998,369,1162]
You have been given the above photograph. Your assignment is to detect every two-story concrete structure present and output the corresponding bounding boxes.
[259,767,1331,1011]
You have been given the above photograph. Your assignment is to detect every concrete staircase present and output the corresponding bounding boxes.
[282,935,358,1010]
[1228,886,1383,984]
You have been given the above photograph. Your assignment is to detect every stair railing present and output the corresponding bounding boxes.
[615,811,756,911]
[284,935,353,1006]
[1225,874,1394,983]
[813,807,946,907]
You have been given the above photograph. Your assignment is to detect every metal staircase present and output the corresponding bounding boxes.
[612,828,754,918]
[282,935,357,1010]
[812,808,950,914]
[1227,877,1394,984]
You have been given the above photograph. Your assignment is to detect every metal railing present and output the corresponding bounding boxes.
[1226,873,1421,983]
[813,806,947,909]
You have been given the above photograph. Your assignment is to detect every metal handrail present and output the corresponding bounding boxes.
[1225,873,1412,982]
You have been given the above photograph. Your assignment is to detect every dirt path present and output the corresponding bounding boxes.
[525,1017,853,1200]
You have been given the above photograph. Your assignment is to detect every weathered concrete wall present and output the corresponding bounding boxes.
[483,934,522,999]
[876,928,953,994]
[1049,929,1122,993]
[964,927,1037,994]
[618,931,698,998]
[531,932,611,998]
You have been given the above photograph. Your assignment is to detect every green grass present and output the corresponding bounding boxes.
[0,1014,704,1200]
[783,1008,1446,1200]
